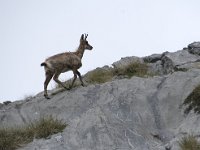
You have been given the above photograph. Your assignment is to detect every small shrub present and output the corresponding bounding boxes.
[183,84,200,114]
[179,135,200,150]
[0,116,67,150]
[114,62,149,78]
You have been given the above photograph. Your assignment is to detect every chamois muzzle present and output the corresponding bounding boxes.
[87,44,93,50]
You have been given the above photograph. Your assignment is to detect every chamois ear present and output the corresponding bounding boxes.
[84,34,88,40]
[80,34,84,41]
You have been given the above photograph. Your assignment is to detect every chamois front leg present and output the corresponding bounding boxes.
[70,70,78,89]
[76,70,84,86]
[53,72,69,90]
[70,70,84,89]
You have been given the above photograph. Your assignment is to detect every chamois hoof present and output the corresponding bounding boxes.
[44,94,50,99]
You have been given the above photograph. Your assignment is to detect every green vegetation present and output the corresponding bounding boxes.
[85,68,114,84]
[0,116,67,150]
[84,62,149,84]
[114,62,149,78]
[179,135,200,150]
[183,84,200,114]
[85,62,149,84]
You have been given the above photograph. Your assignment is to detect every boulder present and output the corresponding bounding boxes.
[188,42,200,55]
[112,56,144,69]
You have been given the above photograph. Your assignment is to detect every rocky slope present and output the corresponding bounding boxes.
[1,42,200,150]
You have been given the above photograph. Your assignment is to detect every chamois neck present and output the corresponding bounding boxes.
[75,44,85,59]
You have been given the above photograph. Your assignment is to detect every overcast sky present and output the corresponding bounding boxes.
[1,0,200,102]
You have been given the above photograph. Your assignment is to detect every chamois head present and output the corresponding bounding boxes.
[80,34,93,50]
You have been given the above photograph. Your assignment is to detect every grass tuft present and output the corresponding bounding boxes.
[85,68,114,84]
[0,116,67,150]
[31,116,67,139]
[179,135,200,150]
[114,62,149,78]
[183,84,200,114]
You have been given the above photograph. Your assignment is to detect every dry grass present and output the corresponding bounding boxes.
[179,135,200,150]
[183,84,200,114]
[28,116,67,139]
[114,62,149,78]
[85,68,114,84]
[85,62,149,84]
[0,116,67,150]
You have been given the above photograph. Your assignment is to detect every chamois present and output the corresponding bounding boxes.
[41,34,93,99]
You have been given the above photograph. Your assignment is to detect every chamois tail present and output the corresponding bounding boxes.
[41,62,47,67]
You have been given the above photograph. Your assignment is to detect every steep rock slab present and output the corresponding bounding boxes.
[0,69,199,149]
[1,44,200,149]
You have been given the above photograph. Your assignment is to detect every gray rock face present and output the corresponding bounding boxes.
[112,56,144,69]
[144,49,200,75]
[1,42,200,150]
[188,42,200,55]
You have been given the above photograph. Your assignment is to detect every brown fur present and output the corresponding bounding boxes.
[41,34,93,99]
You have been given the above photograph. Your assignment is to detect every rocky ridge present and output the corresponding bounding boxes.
[1,42,200,150]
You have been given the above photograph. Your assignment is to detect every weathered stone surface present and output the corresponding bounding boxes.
[143,53,163,63]
[3,101,12,105]
[147,50,200,75]
[165,50,200,66]
[12,70,200,150]
[1,42,200,150]
[188,41,200,55]
[112,56,144,69]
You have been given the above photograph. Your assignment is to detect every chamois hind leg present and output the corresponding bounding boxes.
[76,70,84,86]
[53,72,68,89]
[44,71,53,99]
